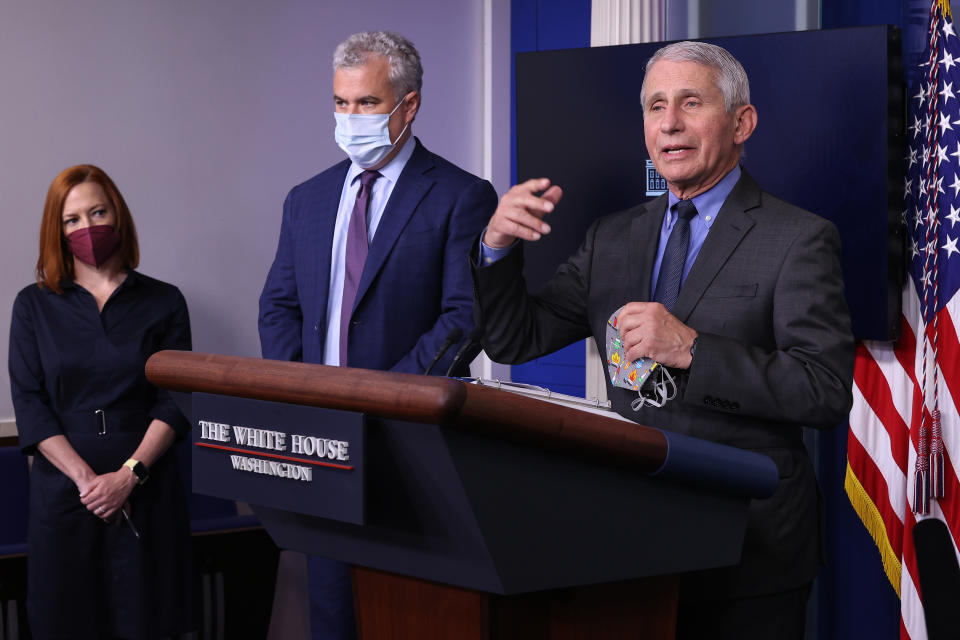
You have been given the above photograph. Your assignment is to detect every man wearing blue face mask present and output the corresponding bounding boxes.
[258,30,497,640]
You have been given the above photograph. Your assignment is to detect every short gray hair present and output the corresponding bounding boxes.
[333,31,423,100]
[640,41,750,112]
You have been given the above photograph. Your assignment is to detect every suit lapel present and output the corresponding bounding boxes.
[628,195,668,303]
[353,140,434,312]
[313,161,350,324]
[672,170,760,322]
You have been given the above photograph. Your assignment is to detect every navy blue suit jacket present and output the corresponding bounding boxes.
[259,138,497,374]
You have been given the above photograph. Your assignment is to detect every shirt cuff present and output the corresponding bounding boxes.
[477,229,518,266]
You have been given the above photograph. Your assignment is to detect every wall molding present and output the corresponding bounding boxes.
[0,419,17,438]
[591,0,665,46]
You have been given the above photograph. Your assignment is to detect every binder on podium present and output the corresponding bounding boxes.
[147,350,777,639]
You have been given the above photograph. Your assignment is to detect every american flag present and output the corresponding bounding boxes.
[846,0,960,637]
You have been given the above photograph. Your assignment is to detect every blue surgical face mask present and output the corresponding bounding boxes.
[334,96,409,168]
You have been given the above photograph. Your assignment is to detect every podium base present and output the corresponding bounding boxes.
[352,567,678,639]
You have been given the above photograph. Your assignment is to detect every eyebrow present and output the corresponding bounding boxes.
[645,88,705,107]
[676,88,704,99]
[62,203,108,217]
[333,94,381,103]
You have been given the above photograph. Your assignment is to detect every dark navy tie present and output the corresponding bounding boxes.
[653,199,698,312]
[340,170,380,366]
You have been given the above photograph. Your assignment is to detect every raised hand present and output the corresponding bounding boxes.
[483,178,563,248]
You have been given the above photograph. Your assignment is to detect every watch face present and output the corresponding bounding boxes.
[132,461,148,482]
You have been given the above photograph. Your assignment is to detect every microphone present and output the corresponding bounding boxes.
[445,327,484,377]
[424,327,463,375]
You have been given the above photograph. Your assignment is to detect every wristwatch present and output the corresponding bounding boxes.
[124,458,149,485]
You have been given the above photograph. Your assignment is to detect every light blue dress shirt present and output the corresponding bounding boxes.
[323,137,416,366]
[648,164,740,296]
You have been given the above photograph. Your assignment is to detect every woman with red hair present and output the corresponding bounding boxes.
[9,164,195,639]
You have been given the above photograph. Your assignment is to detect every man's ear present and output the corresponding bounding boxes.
[403,91,420,125]
[733,104,758,145]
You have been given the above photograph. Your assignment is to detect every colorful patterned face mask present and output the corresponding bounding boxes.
[605,305,659,391]
[606,305,677,410]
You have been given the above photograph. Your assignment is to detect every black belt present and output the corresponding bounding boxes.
[58,406,150,435]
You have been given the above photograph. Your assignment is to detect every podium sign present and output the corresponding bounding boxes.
[192,393,365,525]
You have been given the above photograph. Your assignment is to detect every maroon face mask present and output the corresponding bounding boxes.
[66,225,121,267]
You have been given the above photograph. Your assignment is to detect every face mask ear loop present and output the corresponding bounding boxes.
[388,93,412,145]
[656,368,678,403]
[388,94,407,117]
[630,367,678,412]
[390,122,409,147]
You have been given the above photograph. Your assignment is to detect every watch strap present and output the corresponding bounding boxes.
[124,458,149,485]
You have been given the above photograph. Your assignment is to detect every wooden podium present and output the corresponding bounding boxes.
[146,351,777,639]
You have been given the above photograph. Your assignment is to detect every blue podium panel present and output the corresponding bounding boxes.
[254,416,750,596]
[192,393,365,525]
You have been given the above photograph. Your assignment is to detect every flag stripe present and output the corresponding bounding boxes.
[854,342,911,473]
[847,402,906,532]
[900,512,926,640]
[848,383,907,525]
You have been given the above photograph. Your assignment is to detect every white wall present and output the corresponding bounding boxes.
[0,0,510,423]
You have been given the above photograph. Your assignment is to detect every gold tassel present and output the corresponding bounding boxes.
[940,0,953,20]
[844,463,902,597]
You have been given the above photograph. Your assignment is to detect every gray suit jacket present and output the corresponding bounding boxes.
[472,169,855,597]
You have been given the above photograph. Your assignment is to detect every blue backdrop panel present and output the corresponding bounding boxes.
[515,26,903,342]
[511,341,587,397]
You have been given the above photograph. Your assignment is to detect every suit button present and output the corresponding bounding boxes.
[351,320,363,326]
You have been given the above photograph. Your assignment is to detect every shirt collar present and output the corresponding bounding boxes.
[346,135,416,187]
[666,164,741,229]
[59,268,138,293]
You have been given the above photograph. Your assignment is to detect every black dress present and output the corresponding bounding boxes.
[9,270,195,640]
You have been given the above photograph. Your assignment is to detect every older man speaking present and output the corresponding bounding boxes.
[472,41,854,639]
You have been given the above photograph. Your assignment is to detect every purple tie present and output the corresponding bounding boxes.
[653,199,697,312]
[340,170,380,366]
